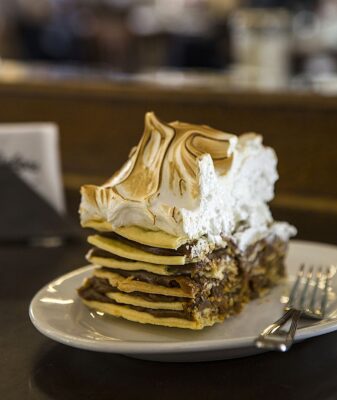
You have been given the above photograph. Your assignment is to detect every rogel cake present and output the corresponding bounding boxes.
[78,112,296,330]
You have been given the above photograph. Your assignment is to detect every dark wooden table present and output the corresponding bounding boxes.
[2,210,337,400]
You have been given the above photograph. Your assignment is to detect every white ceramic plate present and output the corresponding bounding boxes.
[29,240,337,362]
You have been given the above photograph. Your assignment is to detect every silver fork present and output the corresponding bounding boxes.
[255,264,332,352]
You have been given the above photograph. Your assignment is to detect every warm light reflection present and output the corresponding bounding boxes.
[40,297,74,305]
[280,295,289,304]
[89,311,105,318]
[46,285,57,293]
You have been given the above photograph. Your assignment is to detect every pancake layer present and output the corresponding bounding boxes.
[78,229,287,329]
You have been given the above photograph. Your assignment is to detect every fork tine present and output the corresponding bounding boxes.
[320,266,331,318]
[255,264,331,351]
[287,264,305,308]
[299,266,313,308]
[309,267,322,314]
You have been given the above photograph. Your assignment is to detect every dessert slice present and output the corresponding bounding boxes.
[78,112,296,330]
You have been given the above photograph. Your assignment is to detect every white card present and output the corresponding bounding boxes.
[0,123,65,214]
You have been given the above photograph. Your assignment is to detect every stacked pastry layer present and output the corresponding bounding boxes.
[77,112,296,329]
[78,223,288,330]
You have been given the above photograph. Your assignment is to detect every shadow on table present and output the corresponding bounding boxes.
[30,332,337,400]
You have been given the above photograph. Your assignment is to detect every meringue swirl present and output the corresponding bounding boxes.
[105,113,235,207]
[80,112,295,245]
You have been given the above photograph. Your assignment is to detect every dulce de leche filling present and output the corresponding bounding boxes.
[79,235,287,322]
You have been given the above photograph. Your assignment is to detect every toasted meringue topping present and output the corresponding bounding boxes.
[80,112,295,246]
[102,112,236,208]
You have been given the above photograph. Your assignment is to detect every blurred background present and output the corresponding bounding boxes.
[0,0,336,243]
[0,0,337,91]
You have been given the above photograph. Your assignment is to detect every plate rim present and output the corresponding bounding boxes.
[29,239,337,354]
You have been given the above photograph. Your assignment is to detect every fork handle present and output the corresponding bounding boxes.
[255,309,302,352]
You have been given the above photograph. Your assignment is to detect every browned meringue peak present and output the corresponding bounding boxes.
[104,112,235,203]
[80,112,238,238]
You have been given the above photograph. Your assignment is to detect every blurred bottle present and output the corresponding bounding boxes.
[291,0,337,92]
[230,8,290,90]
